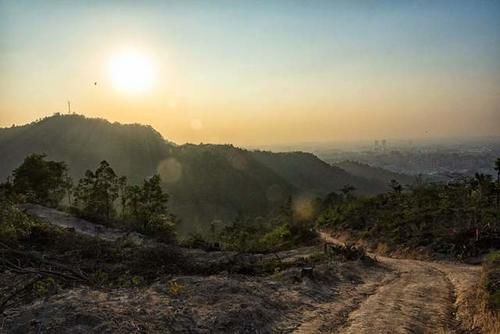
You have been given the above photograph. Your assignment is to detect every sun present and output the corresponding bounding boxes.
[108,49,155,93]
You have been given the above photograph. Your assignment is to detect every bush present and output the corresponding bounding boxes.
[179,233,220,251]
[0,202,34,245]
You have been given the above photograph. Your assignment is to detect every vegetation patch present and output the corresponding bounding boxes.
[218,200,318,253]
[317,169,500,259]
[483,251,500,312]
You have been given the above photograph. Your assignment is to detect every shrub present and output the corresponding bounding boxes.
[0,201,33,245]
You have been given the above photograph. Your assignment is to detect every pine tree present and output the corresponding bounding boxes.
[123,175,175,240]
[124,184,142,220]
[11,154,69,207]
[73,161,119,222]
[138,175,169,229]
[118,176,127,218]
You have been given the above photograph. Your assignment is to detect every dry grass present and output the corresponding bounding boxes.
[474,274,500,333]
[457,253,500,334]
[463,287,500,334]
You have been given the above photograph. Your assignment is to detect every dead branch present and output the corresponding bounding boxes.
[0,248,88,282]
[0,275,42,312]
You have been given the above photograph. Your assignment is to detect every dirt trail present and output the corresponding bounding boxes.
[320,232,481,334]
[20,205,482,333]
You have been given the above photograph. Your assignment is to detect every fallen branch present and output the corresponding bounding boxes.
[0,247,89,282]
[1,257,88,283]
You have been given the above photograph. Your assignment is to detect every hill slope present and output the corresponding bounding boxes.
[0,114,172,183]
[166,144,294,234]
[252,151,385,195]
[333,160,416,189]
[0,114,387,232]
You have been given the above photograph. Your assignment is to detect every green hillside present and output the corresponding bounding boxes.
[252,151,385,195]
[333,160,417,189]
[166,144,294,234]
[0,114,172,183]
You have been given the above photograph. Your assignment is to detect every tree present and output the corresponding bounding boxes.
[11,154,69,207]
[95,161,119,220]
[137,175,170,230]
[389,179,403,194]
[473,173,493,204]
[63,175,73,206]
[124,175,175,240]
[340,184,356,200]
[321,192,343,210]
[118,176,127,218]
[0,178,15,202]
[73,161,119,222]
[124,184,141,219]
[73,170,94,213]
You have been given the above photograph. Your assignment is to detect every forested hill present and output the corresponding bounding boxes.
[252,151,385,195]
[0,114,172,183]
[0,114,388,232]
[333,160,417,188]
[165,144,295,233]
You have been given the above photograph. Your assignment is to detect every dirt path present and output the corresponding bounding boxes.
[320,232,481,334]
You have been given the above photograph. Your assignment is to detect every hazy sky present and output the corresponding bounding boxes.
[1,0,499,146]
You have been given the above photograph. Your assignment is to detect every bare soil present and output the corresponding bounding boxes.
[320,233,482,334]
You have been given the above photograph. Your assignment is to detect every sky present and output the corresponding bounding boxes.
[1,0,499,146]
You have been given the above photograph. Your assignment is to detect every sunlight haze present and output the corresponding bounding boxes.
[1,0,499,146]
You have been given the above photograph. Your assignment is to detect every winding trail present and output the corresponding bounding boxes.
[319,232,481,334]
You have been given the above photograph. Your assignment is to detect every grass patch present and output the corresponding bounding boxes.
[484,251,500,311]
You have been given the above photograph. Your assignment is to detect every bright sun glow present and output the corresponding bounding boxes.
[108,49,155,93]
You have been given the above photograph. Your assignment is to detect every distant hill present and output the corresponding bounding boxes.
[0,114,172,183]
[333,160,417,188]
[0,114,388,233]
[165,144,294,234]
[252,151,385,195]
